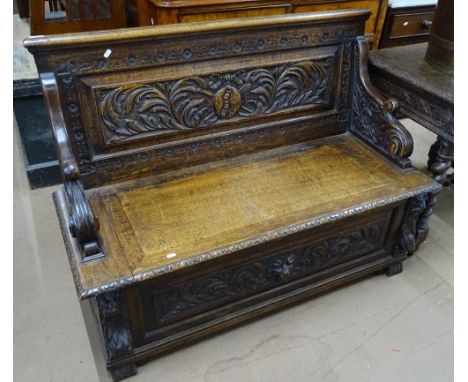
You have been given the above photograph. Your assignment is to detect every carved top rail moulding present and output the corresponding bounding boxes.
[24,10,371,51]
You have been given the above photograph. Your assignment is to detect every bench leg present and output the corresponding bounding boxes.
[111,363,137,381]
[385,261,403,277]
[96,291,137,381]
[428,136,453,185]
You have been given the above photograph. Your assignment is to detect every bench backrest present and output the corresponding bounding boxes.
[25,10,370,188]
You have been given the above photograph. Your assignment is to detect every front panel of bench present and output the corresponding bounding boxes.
[29,13,367,187]
[125,202,404,348]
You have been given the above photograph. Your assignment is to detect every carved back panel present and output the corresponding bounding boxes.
[25,10,369,188]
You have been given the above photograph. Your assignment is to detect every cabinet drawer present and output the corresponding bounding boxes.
[390,11,434,38]
[179,5,288,23]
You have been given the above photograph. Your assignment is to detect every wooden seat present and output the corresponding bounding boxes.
[61,134,435,297]
[25,10,440,381]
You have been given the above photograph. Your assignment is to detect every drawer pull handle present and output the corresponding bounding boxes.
[422,20,433,29]
[403,21,409,27]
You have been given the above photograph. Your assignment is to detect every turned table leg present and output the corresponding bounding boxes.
[427,136,453,185]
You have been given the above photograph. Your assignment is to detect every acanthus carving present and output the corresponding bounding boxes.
[350,37,413,169]
[153,221,385,323]
[398,192,438,255]
[97,59,333,142]
[96,291,134,362]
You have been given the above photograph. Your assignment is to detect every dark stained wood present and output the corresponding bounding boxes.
[17,0,30,18]
[25,11,440,380]
[379,4,436,48]
[29,0,126,36]
[127,0,388,49]
[425,0,454,72]
[369,43,454,184]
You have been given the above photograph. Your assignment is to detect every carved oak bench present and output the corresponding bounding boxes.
[25,10,440,380]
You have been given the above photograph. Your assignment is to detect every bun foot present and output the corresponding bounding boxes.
[385,262,403,277]
[110,363,137,381]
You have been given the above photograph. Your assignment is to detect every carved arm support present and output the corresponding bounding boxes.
[41,73,101,260]
[350,37,414,169]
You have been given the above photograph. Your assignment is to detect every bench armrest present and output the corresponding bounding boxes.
[41,73,102,260]
[41,73,81,181]
[350,37,414,169]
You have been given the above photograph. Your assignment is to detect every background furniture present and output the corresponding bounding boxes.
[14,15,62,188]
[370,0,453,185]
[26,10,439,380]
[126,0,389,49]
[16,0,29,18]
[379,2,436,48]
[29,0,126,35]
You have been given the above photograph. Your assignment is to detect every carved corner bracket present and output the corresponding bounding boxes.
[397,191,438,256]
[350,37,414,169]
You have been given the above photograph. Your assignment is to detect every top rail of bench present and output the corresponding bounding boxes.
[24,9,370,50]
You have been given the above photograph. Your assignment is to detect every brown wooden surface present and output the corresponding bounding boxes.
[29,0,126,35]
[369,43,453,105]
[27,11,441,379]
[25,10,369,190]
[127,0,388,49]
[369,43,454,184]
[425,0,453,72]
[379,4,436,48]
[55,134,435,298]
[17,0,30,18]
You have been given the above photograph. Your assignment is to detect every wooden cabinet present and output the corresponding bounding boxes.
[29,0,127,35]
[379,4,436,48]
[127,0,389,49]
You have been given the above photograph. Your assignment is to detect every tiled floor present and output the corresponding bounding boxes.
[13,119,453,382]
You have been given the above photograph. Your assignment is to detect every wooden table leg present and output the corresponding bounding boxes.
[428,136,453,185]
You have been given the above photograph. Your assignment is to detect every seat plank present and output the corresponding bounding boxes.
[64,133,436,296]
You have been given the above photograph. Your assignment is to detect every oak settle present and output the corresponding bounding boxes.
[25,10,440,380]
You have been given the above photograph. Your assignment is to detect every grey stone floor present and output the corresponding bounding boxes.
[13,119,453,382]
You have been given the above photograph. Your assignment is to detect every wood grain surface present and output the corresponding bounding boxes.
[55,134,436,298]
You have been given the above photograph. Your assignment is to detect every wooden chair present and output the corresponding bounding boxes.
[25,10,440,380]
[29,0,126,35]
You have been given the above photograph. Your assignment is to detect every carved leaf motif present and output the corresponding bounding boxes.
[153,222,385,323]
[98,59,332,142]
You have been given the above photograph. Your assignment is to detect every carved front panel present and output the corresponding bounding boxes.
[95,58,335,144]
[141,217,389,337]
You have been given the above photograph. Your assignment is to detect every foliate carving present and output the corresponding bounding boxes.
[65,180,101,259]
[96,291,134,361]
[398,192,438,255]
[350,37,413,169]
[72,182,440,299]
[153,221,385,323]
[97,59,333,142]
